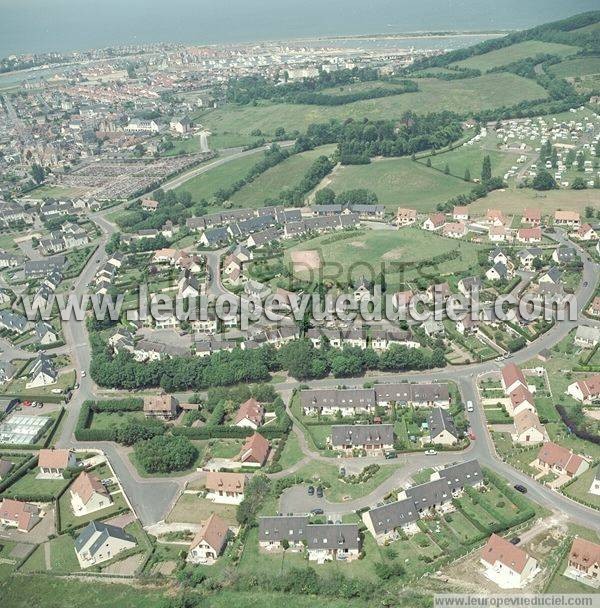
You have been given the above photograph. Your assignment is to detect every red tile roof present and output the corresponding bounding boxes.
[234,398,264,427]
[205,471,246,494]
[238,432,270,465]
[190,513,229,553]
[481,533,530,573]
[568,537,600,571]
[38,449,72,470]
[537,442,585,475]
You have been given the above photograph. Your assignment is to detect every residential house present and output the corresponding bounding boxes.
[375,382,451,408]
[486,209,506,227]
[187,513,229,565]
[330,424,394,456]
[422,213,445,231]
[480,533,539,589]
[554,210,580,228]
[442,222,467,239]
[489,248,509,267]
[234,398,264,430]
[575,325,600,349]
[517,227,542,244]
[259,515,308,551]
[396,208,417,227]
[362,498,419,544]
[489,226,509,242]
[143,394,180,420]
[301,388,377,416]
[565,538,600,588]
[74,521,136,568]
[567,375,600,404]
[574,223,597,241]
[590,296,600,317]
[553,246,577,265]
[0,310,30,334]
[427,407,459,446]
[38,449,76,478]
[423,318,445,337]
[35,321,58,345]
[486,262,509,282]
[70,471,112,516]
[200,227,229,248]
[458,277,482,297]
[506,386,536,418]
[534,442,589,478]
[522,209,541,226]
[511,409,547,445]
[26,353,57,389]
[0,498,40,532]
[501,363,528,395]
[306,524,361,563]
[590,467,600,497]
[453,206,469,221]
[539,267,562,285]
[237,432,270,467]
[205,471,246,505]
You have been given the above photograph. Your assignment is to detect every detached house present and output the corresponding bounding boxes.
[574,223,597,241]
[501,363,528,395]
[396,208,417,226]
[486,209,506,227]
[26,353,57,389]
[506,386,536,418]
[554,210,580,228]
[234,398,264,429]
[442,222,467,239]
[516,227,542,244]
[330,424,394,456]
[567,375,600,404]
[480,534,539,589]
[427,407,459,446]
[70,471,112,516]
[511,409,547,445]
[38,449,76,478]
[534,442,589,478]
[0,498,41,532]
[205,471,246,505]
[522,208,541,226]
[422,213,445,231]
[187,513,229,565]
[75,521,136,568]
[143,394,180,420]
[565,538,600,588]
[237,432,270,467]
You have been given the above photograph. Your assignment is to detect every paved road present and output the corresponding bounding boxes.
[52,189,600,528]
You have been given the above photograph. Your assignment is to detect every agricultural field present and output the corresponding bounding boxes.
[326,157,473,211]
[285,227,487,290]
[452,40,579,71]
[230,144,337,207]
[201,74,548,137]
[549,56,600,78]
[173,149,264,203]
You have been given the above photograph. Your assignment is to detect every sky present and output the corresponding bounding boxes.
[0,0,597,56]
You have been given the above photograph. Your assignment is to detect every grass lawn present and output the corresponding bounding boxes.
[293,461,398,502]
[89,410,145,431]
[208,132,264,150]
[27,184,89,200]
[19,544,46,573]
[562,466,600,510]
[230,145,337,207]
[47,534,81,573]
[452,41,579,71]
[207,438,244,459]
[306,424,331,450]
[277,432,305,469]
[411,468,434,485]
[58,490,129,531]
[327,157,474,212]
[285,226,487,290]
[549,56,600,78]
[173,149,264,202]
[1,468,71,500]
[165,493,238,526]
[2,370,76,398]
[200,74,548,136]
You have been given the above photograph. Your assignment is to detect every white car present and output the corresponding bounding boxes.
[425,449,437,455]
[467,400,474,412]
[81,370,87,377]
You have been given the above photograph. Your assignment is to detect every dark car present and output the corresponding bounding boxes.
[316,486,323,498]
[307,485,314,495]
[384,451,397,459]
[514,484,527,494]
[311,508,324,515]
[509,537,521,545]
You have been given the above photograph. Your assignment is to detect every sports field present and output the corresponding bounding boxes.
[200,73,548,137]
[452,40,579,71]
[285,227,486,288]
[230,144,337,206]
[173,149,264,202]
[326,157,474,211]
[549,56,600,78]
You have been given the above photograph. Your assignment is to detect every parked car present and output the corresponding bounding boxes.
[307,485,314,495]
[339,467,346,477]
[467,400,474,412]
[316,486,323,498]
[81,370,87,378]
[425,449,437,455]
[509,537,521,545]
[311,508,324,515]
[384,451,397,459]
[514,484,528,494]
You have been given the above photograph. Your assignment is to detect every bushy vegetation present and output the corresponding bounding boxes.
[134,434,198,473]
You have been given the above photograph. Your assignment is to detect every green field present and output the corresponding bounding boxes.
[201,74,548,137]
[326,157,473,211]
[452,41,579,71]
[174,149,264,202]
[549,56,600,78]
[427,141,517,182]
[230,145,337,207]
[562,465,600,510]
[208,132,264,150]
[286,226,486,289]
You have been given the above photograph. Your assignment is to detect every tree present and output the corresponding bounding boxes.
[464,168,471,181]
[571,177,587,190]
[31,163,45,184]
[444,163,450,175]
[426,158,432,167]
[576,152,585,172]
[133,435,198,473]
[532,169,557,191]
[314,187,336,205]
[481,155,492,183]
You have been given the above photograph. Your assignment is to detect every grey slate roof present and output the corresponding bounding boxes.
[331,424,394,448]
[258,516,308,543]
[428,407,458,441]
[305,523,361,552]
[74,520,136,558]
[366,498,419,535]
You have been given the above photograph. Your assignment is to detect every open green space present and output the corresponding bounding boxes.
[230,145,337,207]
[326,157,473,211]
[1,468,71,500]
[173,149,264,203]
[276,432,304,470]
[201,74,548,137]
[165,493,238,526]
[286,226,487,290]
[562,465,600,510]
[452,40,579,71]
[549,56,600,78]
[58,489,129,531]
